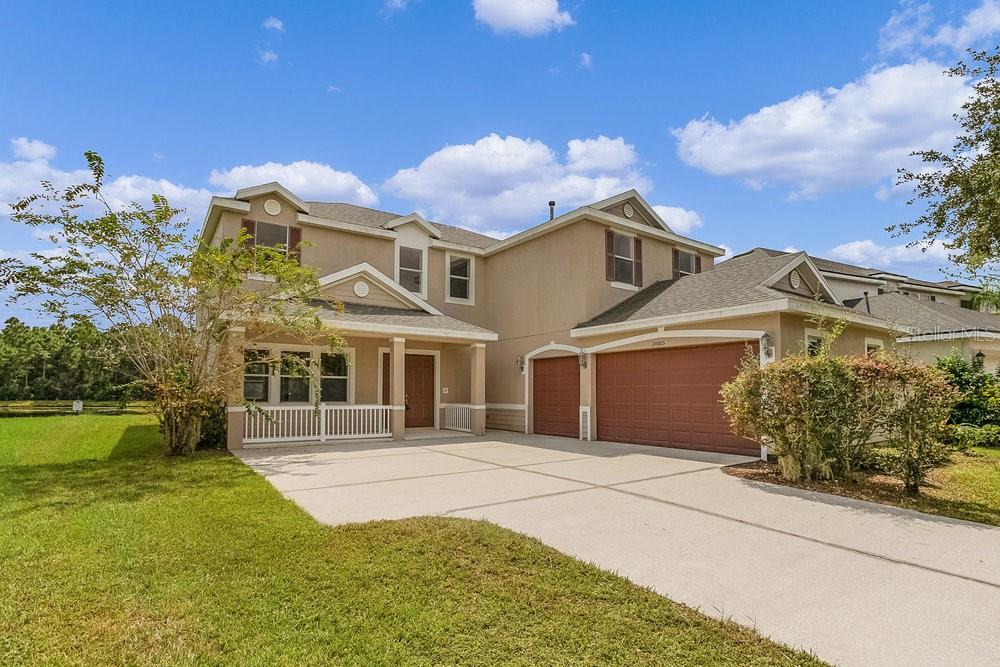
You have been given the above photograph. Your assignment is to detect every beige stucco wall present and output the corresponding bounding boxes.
[902,339,1000,373]
[776,313,893,358]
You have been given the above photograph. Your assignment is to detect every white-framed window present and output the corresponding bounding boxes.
[612,232,635,285]
[445,252,474,304]
[865,338,884,356]
[805,328,824,357]
[398,246,424,295]
[279,351,312,403]
[319,352,349,402]
[243,349,270,402]
[255,221,289,256]
[677,250,696,276]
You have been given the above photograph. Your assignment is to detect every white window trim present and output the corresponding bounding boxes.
[804,327,824,355]
[395,243,428,300]
[254,220,290,258]
[243,349,271,403]
[677,249,696,276]
[610,231,636,286]
[865,337,885,355]
[245,343,355,406]
[444,251,475,305]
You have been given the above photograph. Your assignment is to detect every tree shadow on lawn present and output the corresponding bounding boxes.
[1,424,247,520]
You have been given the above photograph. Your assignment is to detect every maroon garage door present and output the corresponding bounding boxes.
[596,342,757,456]
[533,356,580,438]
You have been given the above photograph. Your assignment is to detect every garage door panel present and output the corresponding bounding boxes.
[533,356,580,438]
[596,342,757,455]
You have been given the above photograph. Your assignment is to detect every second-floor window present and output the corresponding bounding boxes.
[677,250,696,275]
[613,233,635,284]
[605,230,643,289]
[398,246,423,294]
[446,254,473,303]
[255,221,289,255]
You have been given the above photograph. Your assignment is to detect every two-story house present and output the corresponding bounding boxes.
[202,183,900,456]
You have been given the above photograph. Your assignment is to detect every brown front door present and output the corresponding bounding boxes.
[596,342,757,456]
[533,356,580,438]
[404,354,435,428]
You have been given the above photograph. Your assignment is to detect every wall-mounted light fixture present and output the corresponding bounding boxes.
[515,355,525,373]
[761,332,774,359]
[975,350,985,369]
[578,353,588,368]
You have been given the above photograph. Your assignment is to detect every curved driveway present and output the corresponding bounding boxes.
[238,432,1000,667]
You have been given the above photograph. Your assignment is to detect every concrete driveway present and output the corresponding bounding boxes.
[238,432,1000,667]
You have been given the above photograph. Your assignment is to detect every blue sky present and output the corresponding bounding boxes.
[3,0,999,307]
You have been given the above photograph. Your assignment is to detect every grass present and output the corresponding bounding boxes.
[726,448,1000,526]
[0,414,823,666]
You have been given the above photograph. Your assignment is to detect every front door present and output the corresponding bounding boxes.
[405,354,435,427]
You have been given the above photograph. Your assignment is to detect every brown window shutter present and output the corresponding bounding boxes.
[695,255,702,274]
[672,248,680,280]
[633,238,643,287]
[605,229,614,281]
[240,219,256,250]
[288,226,302,265]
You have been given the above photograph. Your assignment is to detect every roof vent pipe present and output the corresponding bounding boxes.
[863,291,871,314]
[548,200,556,220]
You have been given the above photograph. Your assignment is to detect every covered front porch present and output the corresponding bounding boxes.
[226,329,494,449]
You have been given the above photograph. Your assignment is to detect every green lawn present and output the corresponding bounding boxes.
[0,415,821,666]
[727,448,1000,527]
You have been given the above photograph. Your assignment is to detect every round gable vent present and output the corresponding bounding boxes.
[353,281,370,298]
[789,270,802,289]
[263,198,282,216]
[622,203,635,218]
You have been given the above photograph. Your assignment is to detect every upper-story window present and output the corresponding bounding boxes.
[605,230,642,289]
[398,246,424,294]
[677,250,696,276]
[241,219,301,265]
[446,253,474,304]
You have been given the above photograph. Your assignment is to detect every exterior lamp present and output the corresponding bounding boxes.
[578,353,588,368]
[515,355,525,373]
[974,350,985,369]
[760,332,774,359]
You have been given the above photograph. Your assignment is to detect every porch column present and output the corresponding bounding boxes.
[470,343,486,435]
[391,337,406,440]
[579,352,595,441]
[226,329,246,450]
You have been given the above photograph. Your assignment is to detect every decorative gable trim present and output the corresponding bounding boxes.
[233,182,310,213]
[317,262,444,315]
[761,253,840,304]
[587,190,671,232]
[382,213,442,239]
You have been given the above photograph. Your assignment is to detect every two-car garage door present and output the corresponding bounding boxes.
[533,342,755,454]
[595,342,757,456]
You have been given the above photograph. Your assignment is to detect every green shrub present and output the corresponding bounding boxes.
[196,400,228,450]
[722,338,959,493]
[934,351,1000,425]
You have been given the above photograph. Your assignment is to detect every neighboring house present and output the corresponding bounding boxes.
[728,248,1000,371]
[202,184,900,456]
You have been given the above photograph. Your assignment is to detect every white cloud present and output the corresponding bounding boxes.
[546,66,561,75]
[652,205,703,234]
[208,160,378,205]
[880,0,1000,54]
[579,52,592,68]
[566,136,637,173]
[0,141,213,219]
[258,49,278,64]
[11,138,56,161]
[930,0,1000,49]
[382,0,410,13]
[384,133,649,230]
[473,0,574,36]
[782,245,800,253]
[262,16,284,31]
[827,238,952,270]
[326,85,342,93]
[673,60,969,199]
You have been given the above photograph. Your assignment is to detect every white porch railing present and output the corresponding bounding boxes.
[443,404,473,432]
[244,404,391,445]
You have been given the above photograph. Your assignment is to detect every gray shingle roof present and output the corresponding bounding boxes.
[315,301,496,336]
[849,292,1000,334]
[577,252,867,329]
[306,201,500,249]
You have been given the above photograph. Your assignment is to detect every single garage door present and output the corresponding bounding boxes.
[533,355,580,438]
[596,342,757,456]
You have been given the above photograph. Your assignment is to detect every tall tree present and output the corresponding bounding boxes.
[0,153,341,454]
[894,48,1000,285]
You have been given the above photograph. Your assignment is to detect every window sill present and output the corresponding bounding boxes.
[445,296,475,306]
[611,281,639,292]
